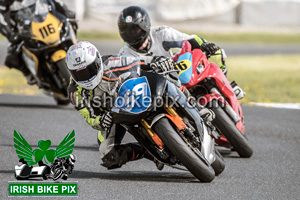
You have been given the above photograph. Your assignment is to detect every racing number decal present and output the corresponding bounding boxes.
[175,60,192,75]
[31,13,60,46]
[175,61,188,71]
[39,24,56,39]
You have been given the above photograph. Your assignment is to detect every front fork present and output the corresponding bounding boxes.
[140,104,200,151]
[141,104,216,164]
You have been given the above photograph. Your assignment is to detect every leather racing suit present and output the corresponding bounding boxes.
[118,25,227,73]
[68,55,155,169]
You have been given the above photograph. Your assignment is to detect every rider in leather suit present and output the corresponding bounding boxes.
[117,6,245,100]
[0,0,77,84]
[66,41,166,170]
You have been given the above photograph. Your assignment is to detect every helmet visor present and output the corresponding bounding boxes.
[119,23,147,48]
[70,61,100,83]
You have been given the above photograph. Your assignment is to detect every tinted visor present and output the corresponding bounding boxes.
[119,23,147,49]
[70,61,100,82]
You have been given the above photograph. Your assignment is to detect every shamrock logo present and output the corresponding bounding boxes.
[33,140,56,164]
[14,130,75,166]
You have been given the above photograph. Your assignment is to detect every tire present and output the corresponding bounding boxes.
[42,174,48,180]
[56,59,71,96]
[54,97,70,105]
[210,100,253,158]
[153,118,215,182]
[56,59,71,89]
[211,149,225,176]
[62,175,68,180]
[52,59,71,105]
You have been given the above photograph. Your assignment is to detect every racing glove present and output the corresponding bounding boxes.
[200,42,220,57]
[99,112,113,131]
[150,56,175,73]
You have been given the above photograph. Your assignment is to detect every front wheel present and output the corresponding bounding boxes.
[211,149,225,176]
[56,59,71,96]
[153,118,215,182]
[54,96,70,105]
[210,100,253,158]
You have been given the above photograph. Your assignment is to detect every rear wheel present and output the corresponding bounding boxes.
[210,100,253,158]
[153,118,215,182]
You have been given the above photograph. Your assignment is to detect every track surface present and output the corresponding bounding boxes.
[0,94,299,199]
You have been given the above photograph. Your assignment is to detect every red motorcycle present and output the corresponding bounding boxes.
[173,41,253,158]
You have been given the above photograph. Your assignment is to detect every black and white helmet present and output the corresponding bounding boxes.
[66,41,104,90]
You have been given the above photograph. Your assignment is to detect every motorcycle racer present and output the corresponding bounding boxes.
[117,6,245,100]
[66,41,165,170]
[0,0,77,85]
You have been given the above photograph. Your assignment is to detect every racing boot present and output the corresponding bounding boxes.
[5,44,37,85]
[231,81,246,100]
[101,143,147,170]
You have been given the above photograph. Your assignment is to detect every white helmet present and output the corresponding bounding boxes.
[66,41,103,90]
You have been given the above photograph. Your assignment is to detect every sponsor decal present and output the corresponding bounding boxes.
[125,16,133,23]
[87,46,95,56]
[73,60,86,67]
[75,57,81,62]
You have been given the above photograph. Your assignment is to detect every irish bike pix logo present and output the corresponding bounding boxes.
[9,130,78,196]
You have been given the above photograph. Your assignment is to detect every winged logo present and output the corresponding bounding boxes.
[14,130,75,166]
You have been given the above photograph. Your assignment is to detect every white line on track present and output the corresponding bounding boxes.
[250,102,300,110]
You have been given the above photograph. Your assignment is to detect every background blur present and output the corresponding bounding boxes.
[1,0,299,104]
[65,0,300,33]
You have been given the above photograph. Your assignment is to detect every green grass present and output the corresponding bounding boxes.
[76,31,300,44]
[1,30,299,44]
[227,54,300,103]
[190,32,300,44]
[1,54,299,103]
[0,68,42,96]
[77,32,122,41]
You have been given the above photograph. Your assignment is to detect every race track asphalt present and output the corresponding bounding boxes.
[0,94,299,199]
[0,39,300,199]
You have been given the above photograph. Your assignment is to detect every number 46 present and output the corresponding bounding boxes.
[39,23,56,39]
